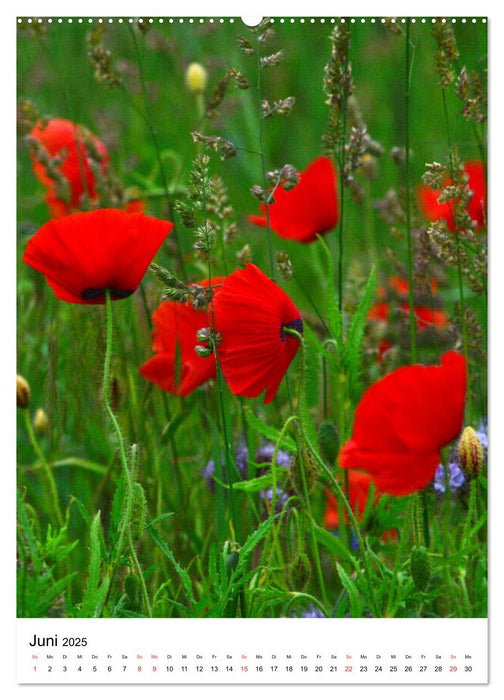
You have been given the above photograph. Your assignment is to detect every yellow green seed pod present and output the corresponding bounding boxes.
[185,62,208,94]
[458,426,484,478]
[410,545,431,592]
[17,374,31,409]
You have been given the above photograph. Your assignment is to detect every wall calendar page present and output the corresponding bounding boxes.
[14,4,492,693]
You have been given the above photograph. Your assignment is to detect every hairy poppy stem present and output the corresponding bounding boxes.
[101,291,151,616]
[284,370,328,610]
[284,327,379,617]
[23,409,64,529]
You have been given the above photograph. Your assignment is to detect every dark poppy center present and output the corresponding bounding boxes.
[280,317,304,342]
[81,287,134,301]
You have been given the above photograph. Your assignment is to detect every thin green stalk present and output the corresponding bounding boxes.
[23,410,63,529]
[126,25,186,280]
[256,51,276,280]
[441,91,473,422]
[284,368,329,610]
[337,148,345,313]
[206,254,239,541]
[404,20,417,364]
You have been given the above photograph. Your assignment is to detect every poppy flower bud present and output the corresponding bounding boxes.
[458,426,484,478]
[17,374,31,409]
[129,483,147,542]
[34,408,49,434]
[291,448,319,496]
[185,62,208,94]
[317,420,340,465]
[124,572,141,612]
[287,552,312,591]
[410,545,432,592]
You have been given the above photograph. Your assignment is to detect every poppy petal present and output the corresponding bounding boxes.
[213,263,302,403]
[248,156,338,243]
[417,159,486,233]
[139,278,224,396]
[339,351,467,495]
[30,119,109,216]
[23,209,172,304]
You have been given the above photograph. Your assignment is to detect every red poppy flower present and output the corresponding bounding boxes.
[212,263,303,404]
[248,156,338,243]
[29,119,109,218]
[339,351,467,496]
[139,279,225,396]
[22,208,172,304]
[417,160,487,233]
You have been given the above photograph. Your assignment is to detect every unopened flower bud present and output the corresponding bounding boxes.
[124,572,141,611]
[185,62,208,94]
[129,482,147,542]
[317,421,340,465]
[410,545,431,592]
[287,552,312,591]
[223,540,241,576]
[291,448,319,496]
[17,374,30,409]
[33,408,49,435]
[458,426,484,478]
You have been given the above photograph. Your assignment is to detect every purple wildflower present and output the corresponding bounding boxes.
[255,442,293,469]
[433,461,466,495]
[201,441,249,491]
[260,486,289,513]
[298,604,325,618]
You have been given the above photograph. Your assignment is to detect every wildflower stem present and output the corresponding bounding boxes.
[126,25,186,280]
[23,410,64,529]
[207,258,239,542]
[404,19,417,363]
[102,292,145,614]
[128,532,153,617]
[441,89,473,422]
[284,328,379,617]
[256,52,276,280]
[284,367,328,609]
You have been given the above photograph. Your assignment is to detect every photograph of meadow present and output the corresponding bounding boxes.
[16,16,487,619]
